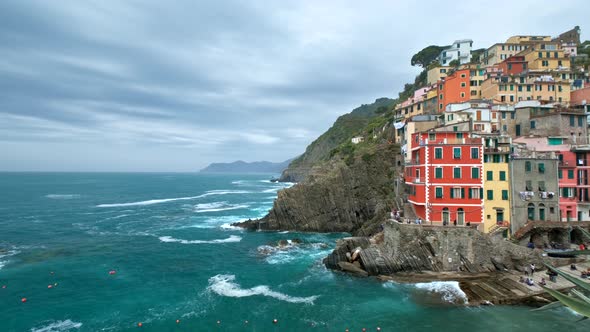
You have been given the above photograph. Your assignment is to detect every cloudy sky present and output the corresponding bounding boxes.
[0,1,588,171]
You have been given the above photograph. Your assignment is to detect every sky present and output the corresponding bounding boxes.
[0,1,589,172]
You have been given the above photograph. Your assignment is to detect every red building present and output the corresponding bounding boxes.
[437,69,470,112]
[405,131,484,225]
[498,55,528,75]
[557,146,590,221]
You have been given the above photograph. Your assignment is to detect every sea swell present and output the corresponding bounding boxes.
[30,319,82,332]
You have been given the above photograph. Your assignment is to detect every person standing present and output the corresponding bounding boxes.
[530,263,536,276]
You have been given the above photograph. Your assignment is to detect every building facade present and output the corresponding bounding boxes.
[482,135,512,233]
[406,131,484,226]
[438,40,473,66]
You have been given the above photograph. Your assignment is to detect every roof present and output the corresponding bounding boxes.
[512,137,569,152]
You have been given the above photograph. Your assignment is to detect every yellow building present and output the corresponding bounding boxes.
[505,35,551,44]
[516,42,567,70]
[463,64,487,99]
[427,66,448,85]
[481,74,571,104]
[482,135,512,234]
[481,43,530,66]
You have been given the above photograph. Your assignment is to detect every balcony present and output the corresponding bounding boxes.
[484,146,511,154]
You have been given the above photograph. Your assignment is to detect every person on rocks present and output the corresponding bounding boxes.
[530,263,536,276]
[540,278,547,286]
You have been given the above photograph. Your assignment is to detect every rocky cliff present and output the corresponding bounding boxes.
[235,142,402,235]
[323,222,543,277]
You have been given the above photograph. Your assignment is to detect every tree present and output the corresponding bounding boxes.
[448,59,460,68]
[411,45,447,68]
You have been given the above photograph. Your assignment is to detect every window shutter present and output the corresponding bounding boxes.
[461,188,465,198]
[468,189,472,199]
[450,188,454,198]
[480,188,483,198]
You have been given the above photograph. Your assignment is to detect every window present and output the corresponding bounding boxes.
[453,167,461,178]
[510,84,514,91]
[558,85,563,92]
[518,85,522,92]
[453,147,461,159]
[487,190,494,200]
[469,188,481,199]
[526,180,532,191]
[508,64,512,70]
[461,73,466,78]
[471,147,479,159]
[530,121,535,129]
[559,170,562,179]
[450,187,464,199]
[525,161,531,172]
[526,85,531,92]
[453,126,458,132]
[435,167,443,179]
[538,52,543,58]
[502,190,509,200]
[456,133,463,139]
[435,187,443,198]
[568,169,574,179]
[499,171,506,181]
[579,116,584,127]
[546,52,550,58]
[538,163,545,174]
[461,82,466,87]
[510,95,514,102]
[538,181,546,191]
[471,167,479,179]
[460,92,465,98]
[502,112,506,119]
[429,132,436,141]
[554,52,558,58]
[435,147,443,159]
[486,171,493,180]
[570,115,575,126]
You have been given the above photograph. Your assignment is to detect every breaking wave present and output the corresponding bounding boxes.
[30,319,82,332]
[158,235,242,244]
[413,281,468,304]
[96,190,253,208]
[194,202,250,213]
[207,274,318,304]
[0,249,19,270]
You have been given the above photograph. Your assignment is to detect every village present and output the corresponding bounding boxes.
[381,26,590,244]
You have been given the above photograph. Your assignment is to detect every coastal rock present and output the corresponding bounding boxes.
[337,262,369,277]
[233,143,401,235]
[324,223,543,277]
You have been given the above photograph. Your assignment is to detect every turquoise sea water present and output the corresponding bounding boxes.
[0,172,588,331]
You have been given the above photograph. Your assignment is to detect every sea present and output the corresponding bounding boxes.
[0,172,588,331]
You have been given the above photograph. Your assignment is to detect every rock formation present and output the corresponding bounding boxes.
[324,222,543,277]
[234,143,402,235]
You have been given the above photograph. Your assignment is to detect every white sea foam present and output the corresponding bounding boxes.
[30,319,82,332]
[0,249,19,270]
[220,223,243,231]
[207,274,318,304]
[194,202,250,213]
[97,190,253,208]
[158,235,242,244]
[413,281,468,304]
[45,194,81,199]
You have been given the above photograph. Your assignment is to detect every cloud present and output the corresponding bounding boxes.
[0,0,588,171]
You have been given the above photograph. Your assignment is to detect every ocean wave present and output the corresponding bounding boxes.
[96,190,253,208]
[194,202,250,213]
[220,223,243,231]
[207,274,318,304]
[45,194,81,199]
[413,281,468,304]
[30,319,82,332]
[0,249,20,270]
[158,235,242,244]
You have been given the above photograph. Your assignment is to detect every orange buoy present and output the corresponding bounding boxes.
[345,329,349,332]
[176,320,180,324]
[109,270,116,275]
[21,298,27,303]
[47,285,53,289]
[273,319,278,324]
[137,322,142,327]
[377,327,381,331]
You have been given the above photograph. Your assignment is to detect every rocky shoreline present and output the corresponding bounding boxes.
[321,221,587,306]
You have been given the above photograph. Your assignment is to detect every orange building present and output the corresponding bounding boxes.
[437,69,470,111]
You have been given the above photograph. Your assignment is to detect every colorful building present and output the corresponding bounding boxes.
[498,55,528,75]
[482,135,512,233]
[405,131,484,226]
[427,66,448,85]
[437,69,471,111]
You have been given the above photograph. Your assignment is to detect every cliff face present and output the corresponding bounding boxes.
[235,143,402,235]
[279,98,396,183]
[323,222,542,276]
